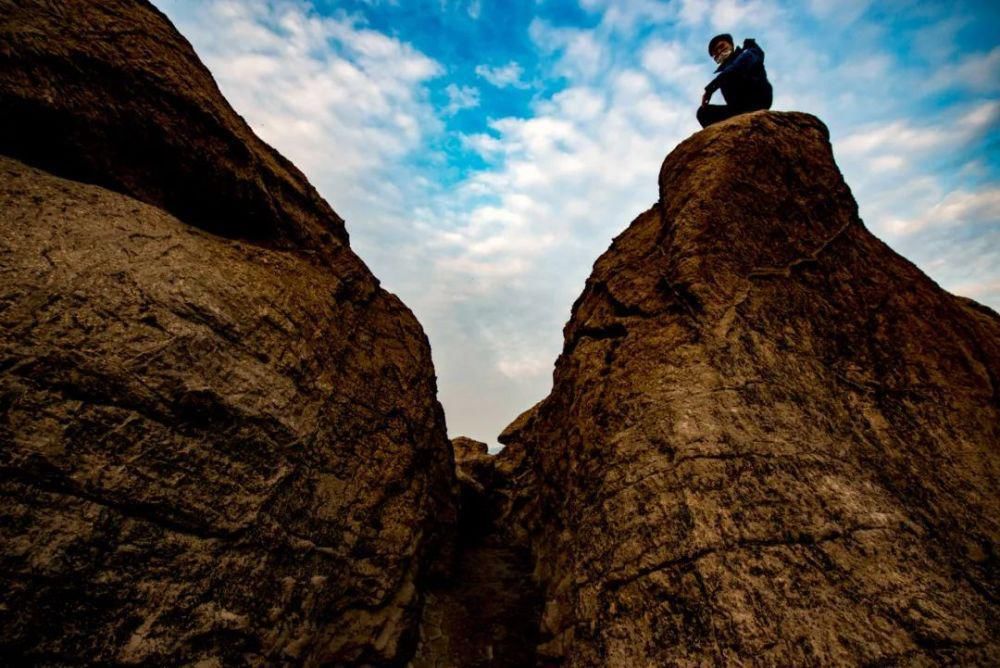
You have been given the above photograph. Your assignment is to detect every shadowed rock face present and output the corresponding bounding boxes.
[0,0,351,257]
[0,2,456,664]
[496,112,1000,665]
[410,438,544,667]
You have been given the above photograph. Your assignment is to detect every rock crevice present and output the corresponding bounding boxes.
[410,437,545,667]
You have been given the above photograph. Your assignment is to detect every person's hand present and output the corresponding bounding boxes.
[701,90,712,106]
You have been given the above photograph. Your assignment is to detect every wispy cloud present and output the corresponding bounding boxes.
[156,0,1000,448]
[838,102,998,158]
[443,83,480,114]
[678,0,783,29]
[885,188,1000,235]
[475,61,531,89]
[927,46,1000,94]
[158,0,443,228]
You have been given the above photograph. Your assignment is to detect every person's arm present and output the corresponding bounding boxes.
[704,47,761,94]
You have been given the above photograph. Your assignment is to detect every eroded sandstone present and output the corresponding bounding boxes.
[410,437,543,667]
[0,1,456,664]
[496,111,1000,665]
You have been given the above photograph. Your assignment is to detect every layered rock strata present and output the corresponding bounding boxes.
[0,1,455,664]
[496,111,1000,665]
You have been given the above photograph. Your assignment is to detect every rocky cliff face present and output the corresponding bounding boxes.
[0,0,351,257]
[0,1,456,665]
[496,112,1000,665]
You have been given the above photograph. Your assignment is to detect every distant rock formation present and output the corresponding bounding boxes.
[410,438,543,666]
[452,435,490,460]
[0,1,455,665]
[496,112,1000,665]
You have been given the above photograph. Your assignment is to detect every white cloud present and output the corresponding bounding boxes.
[839,121,952,155]
[806,0,871,24]
[836,102,999,169]
[496,352,553,380]
[927,46,1000,94]
[833,53,893,83]
[710,0,783,29]
[529,20,607,80]
[157,0,442,225]
[640,40,704,93]
[885,188,1000,235]
[475,61,531,89]
[461,132,505,156]
[578,0,673,30]
[677,0,710,25]
[678,0,783,30]
[443,83,480,114]
[909,15,971,64]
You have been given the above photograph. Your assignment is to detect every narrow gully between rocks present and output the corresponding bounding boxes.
[409,443,544,667]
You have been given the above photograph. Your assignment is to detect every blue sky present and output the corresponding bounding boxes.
[156,0,999,449]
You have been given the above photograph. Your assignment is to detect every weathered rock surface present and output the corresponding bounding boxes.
[0,2,455,664]
[410,438,543,667]
[496,111,1000,665]
[0,0,353,258]
[452,436,490,460]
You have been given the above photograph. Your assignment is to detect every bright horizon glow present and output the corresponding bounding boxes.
[156,0,999,451]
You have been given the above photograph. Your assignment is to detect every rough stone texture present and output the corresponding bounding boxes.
[0,2,456,664]
[496,112,1000,665]
[450,437,495,514]
[0,0,352,257]
[0,152,456,665]
[410,438,544,667]
[452,436,490,460]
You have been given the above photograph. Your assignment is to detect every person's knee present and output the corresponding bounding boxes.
[696,105,710,128]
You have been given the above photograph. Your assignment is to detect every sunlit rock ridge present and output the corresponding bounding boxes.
[491,111,999,665]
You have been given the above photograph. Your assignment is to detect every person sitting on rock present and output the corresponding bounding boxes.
[698,33,773,128]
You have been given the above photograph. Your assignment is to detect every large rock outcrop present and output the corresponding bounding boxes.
[496,111,1000,665]
[0,0,350,256]
[0,1,456,665]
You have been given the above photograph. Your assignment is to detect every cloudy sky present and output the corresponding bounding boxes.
[156,0,999,449]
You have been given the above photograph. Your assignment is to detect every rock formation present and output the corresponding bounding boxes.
[2,1,997,664]
[0,1,456,665]
[0,0,349,255]
[495,112,1000,665]
[410,438,543,667]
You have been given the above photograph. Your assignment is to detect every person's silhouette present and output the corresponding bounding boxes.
[698,34,773,128]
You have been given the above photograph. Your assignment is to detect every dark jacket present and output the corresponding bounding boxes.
[705,38,772,110]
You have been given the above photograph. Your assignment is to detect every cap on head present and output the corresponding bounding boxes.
[708,33,733,56]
